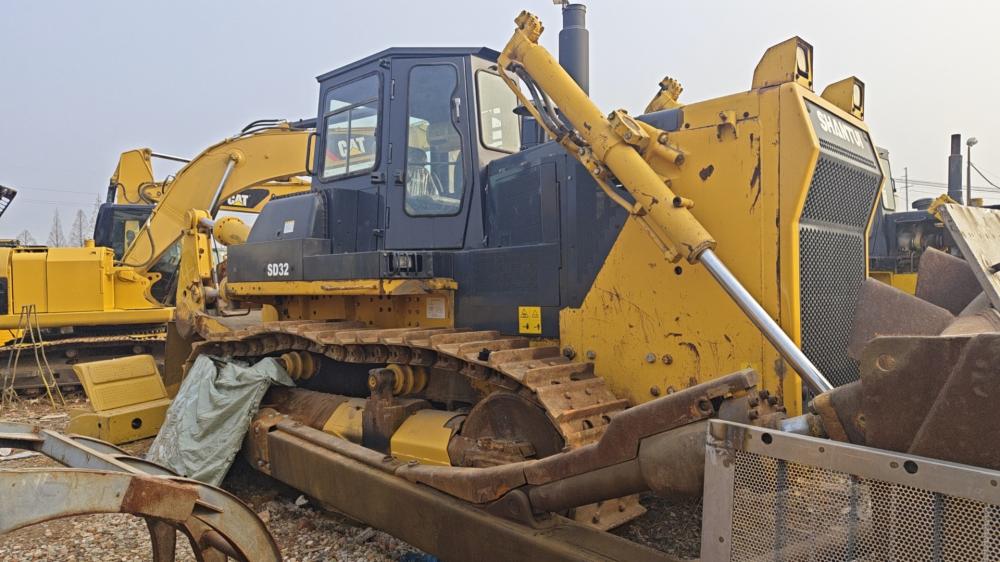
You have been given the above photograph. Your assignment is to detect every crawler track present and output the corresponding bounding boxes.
[193,320,643,527]
[0,331,165,394]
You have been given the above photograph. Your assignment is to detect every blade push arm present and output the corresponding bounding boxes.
[497,11,833,393]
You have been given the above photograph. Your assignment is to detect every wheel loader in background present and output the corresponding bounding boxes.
[3,4,1000,561]
[0,122,314,396]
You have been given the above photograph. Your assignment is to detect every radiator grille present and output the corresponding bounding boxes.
[729,449,1000,561]
[798,154,881,386]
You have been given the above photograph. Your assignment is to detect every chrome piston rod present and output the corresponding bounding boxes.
[208,156,238,214]
[699,248,833,393]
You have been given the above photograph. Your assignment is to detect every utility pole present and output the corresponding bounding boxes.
[904,167,909,209]
[966,137,978,205]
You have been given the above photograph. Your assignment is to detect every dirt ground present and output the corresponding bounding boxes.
[0,395,700,561]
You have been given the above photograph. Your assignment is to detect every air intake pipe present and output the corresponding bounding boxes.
[558,3,589,94]
[948,133,964,203]
[519,3,590,149]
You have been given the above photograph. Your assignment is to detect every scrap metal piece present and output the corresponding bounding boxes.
[939,204,1000,309]
[808,380,864,444]
[941,292,1000,335]
[847,278,953,360]
[859,335,970,453]
[909,333,1000,468]
[914,247,982,314]
[0,422,280,562]
[0,470,198,533]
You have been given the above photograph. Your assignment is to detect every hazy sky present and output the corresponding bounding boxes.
[2,0,999,239]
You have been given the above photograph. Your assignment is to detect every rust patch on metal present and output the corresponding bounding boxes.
[121,476,198,523]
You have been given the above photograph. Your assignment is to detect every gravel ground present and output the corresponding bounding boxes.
[0,396,701,561]
[614,494,702,560]
[0,396,418,562]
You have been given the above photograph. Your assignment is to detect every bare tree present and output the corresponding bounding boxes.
[15,230,35,245]
[68,209,88,247]
[87,194,102,236]
[46,209,66,247]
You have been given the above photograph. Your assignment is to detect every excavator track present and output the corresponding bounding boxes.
[0,331,165,393]
[192,320,644,528]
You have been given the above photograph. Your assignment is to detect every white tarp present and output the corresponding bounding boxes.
[147,355,294,485]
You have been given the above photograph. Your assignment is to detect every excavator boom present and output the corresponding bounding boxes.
[120,124,312,274]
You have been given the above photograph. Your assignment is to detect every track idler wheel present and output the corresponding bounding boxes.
[372,364,427,396]
[279,351,319,381]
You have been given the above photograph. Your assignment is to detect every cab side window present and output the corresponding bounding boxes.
[404,65,464,216]
[322,75,380,179]
[476,71,520,153]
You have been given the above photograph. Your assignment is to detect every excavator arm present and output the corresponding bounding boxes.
[120,124,313,274]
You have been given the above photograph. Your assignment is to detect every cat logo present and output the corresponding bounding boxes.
[226,193,249,207]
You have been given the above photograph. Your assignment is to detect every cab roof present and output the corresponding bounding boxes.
[316,47,500,83]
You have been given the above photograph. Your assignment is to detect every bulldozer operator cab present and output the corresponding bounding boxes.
[312,48,520,250]
[232,46,643,338]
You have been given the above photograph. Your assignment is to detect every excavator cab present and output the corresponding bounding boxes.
[92,203,153,260]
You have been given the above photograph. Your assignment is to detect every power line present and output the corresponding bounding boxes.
[970,162,1000,190]
[974,165,1000,181]
[892,177,999,193]
[2,185,101,195]
[17,199,95,206]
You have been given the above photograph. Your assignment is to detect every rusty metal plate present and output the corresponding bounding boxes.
[859,335,971,453]
[848,278,953,360]
[909,333,1000,469]
[939,204,1000,310]
[266,428,677,562]
[914,247,983,315]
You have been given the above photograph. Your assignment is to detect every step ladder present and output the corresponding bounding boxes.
[1,304,65,410]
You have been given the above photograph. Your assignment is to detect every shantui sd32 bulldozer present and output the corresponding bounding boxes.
[5,5,1000,561]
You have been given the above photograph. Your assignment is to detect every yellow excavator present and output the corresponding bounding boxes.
[0,122,313,394]
[4,6,999,562]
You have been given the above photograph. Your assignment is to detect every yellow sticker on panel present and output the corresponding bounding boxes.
[518,306,542,335]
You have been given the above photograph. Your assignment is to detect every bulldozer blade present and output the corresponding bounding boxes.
[914,247,982,315]
[848,278,954,360]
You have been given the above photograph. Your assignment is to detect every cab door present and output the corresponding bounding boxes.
[385,58,473,250]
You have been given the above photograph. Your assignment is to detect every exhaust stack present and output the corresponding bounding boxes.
[558,3,589,94]
[948,133,964,203]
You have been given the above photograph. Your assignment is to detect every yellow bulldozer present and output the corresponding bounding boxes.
[2,5,999,562]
